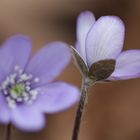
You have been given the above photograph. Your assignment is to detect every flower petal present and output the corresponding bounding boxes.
[34,82,80,114]
[25,42,71,86]
[86,16,125,66]
[0,68,6,83]
[0,35,32,76]
[11,105,45,132]
[76,11,96,62]
[0,94,10,124]
[108,50,140,80]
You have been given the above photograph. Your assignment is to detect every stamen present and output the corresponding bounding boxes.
[3,90,8,95]
[9,73,16,84]
[11,91,19,99]
[24,96,29,102]
[1,81,8,89]
[6,97,16,109]
[14,65,20,71]
[19,69,23,74]
[8,100,16,109]
[20,74,29,80]
[30,90,39,99]
[25,86,31,91]
[17,98,23,102]
[34,78,40,83]
[26,81,30,85]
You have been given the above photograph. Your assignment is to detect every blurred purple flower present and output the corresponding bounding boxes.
[72,11,140,82]
[0,35,80,131]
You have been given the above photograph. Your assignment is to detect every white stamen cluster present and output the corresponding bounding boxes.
[0,65,40,109]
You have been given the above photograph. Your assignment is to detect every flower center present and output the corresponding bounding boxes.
[0,65,40,109]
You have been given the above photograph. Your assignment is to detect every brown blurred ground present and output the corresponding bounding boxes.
[0,0,140,140]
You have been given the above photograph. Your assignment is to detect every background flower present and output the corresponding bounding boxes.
[0,35,80,131]
[72,11,140,83]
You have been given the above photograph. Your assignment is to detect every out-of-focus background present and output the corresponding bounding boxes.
[0,0,140,140]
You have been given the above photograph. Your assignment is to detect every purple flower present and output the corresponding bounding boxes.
[0,35,80,131]
[71,11,140,83]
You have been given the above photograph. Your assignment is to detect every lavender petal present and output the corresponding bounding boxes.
[86,16,125,66]
[0,35,32,76]
[0,94,10,124]
[76,11,95,62]
[25,42,71,86]
[108,50,140,80]
[11,105,45,131]
[34,82,80,114]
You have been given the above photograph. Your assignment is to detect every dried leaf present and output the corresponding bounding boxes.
[89,59,116,81]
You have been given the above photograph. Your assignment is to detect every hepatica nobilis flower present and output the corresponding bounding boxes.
[0,35,80,131]
[71,11,140,84]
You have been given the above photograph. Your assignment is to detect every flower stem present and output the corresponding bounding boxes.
[6,124,12,140]
[71,79,90,140]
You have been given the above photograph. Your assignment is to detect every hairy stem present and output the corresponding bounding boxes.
[71,79,90,140]
[6,124,12,140]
